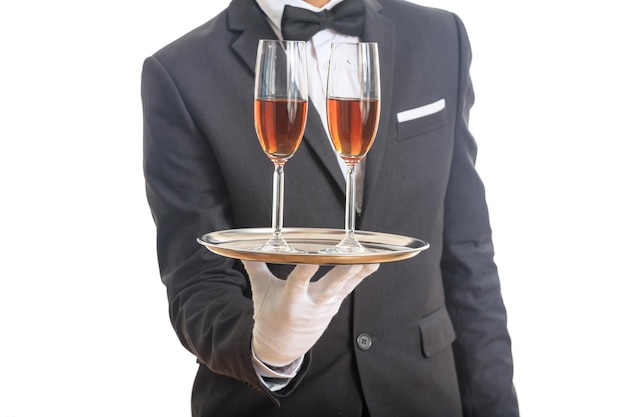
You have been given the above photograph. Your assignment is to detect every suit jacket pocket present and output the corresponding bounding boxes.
[396,100,448,141]
[418,306,456,358]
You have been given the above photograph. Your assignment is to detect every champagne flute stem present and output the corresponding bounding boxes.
[342,163,362,249]
[271,162,286,240]
[259,160,300,252]
[345,164,357,236]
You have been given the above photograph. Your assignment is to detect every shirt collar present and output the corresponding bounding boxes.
[255,0,346,36]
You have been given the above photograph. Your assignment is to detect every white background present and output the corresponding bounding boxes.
[1,1,624,416]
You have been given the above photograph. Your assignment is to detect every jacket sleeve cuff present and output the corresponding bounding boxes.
[251,346,304,392]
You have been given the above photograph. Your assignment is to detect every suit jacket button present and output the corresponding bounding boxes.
[356,333,372,350]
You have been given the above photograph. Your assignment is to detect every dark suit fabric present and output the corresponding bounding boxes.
[141,0,519,416]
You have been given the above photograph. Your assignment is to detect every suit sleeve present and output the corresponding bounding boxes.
[440,15,519,417]
[140,55,309,403]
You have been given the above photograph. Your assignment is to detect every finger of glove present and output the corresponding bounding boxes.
[242,259,269,273]
[242,261,276,304]
[337,263,380,296]
[309,264,374,303]
[242,260,273,286]
[284,264,320,297]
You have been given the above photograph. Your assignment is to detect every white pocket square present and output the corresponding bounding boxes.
[397,99,446,123]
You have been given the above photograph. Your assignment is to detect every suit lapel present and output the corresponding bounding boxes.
[361,0,395,214]
[302,100,347,192]
[228,0,277,74]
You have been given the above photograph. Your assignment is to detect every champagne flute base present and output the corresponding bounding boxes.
[319,233,370,254]
[254,234,305,253]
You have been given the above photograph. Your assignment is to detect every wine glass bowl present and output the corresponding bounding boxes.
[255,98,307,163]
[324,42,380,253]
[327,96,379,165]
[253,39,308,252]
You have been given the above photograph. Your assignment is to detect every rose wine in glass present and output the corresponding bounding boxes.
[324,42,380,253]
[255,99,307,160]
[254,40,308,252]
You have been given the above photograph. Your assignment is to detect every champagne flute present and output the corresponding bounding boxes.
[324,42,380,253]
[254,39,308,252]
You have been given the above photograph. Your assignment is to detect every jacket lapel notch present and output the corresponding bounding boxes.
[229,0,277,74]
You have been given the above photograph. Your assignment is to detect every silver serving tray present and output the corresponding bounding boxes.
[197,228,429,265]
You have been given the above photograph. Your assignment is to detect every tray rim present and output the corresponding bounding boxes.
[197,227,429,265]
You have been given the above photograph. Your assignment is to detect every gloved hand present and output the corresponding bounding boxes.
[242,261,379,367]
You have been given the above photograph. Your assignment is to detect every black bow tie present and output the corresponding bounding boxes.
[281,0,365,42]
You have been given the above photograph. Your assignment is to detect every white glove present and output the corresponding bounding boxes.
[242,261,379,367]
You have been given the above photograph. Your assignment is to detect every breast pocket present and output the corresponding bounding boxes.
[396,98,448,141]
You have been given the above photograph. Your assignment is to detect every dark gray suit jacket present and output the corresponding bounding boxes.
[141,0,519,416]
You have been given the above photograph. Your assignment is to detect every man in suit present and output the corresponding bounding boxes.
[141,0,519,415]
